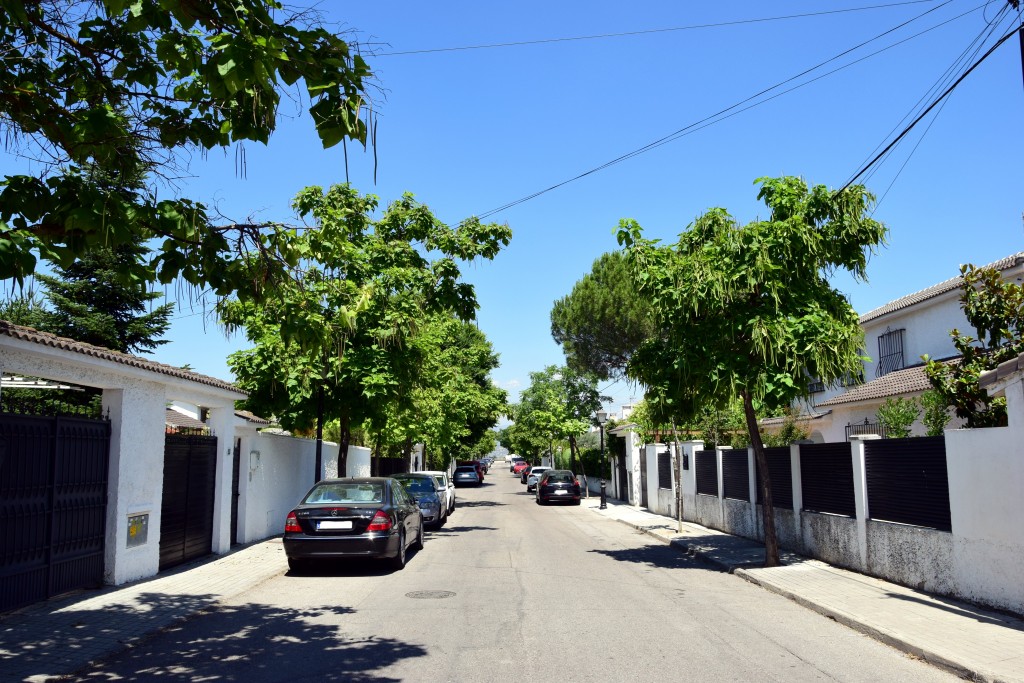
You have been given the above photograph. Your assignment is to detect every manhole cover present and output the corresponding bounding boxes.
[405,590,456,600]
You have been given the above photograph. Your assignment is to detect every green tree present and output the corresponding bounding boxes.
[551,250,657,380]
[924,264,1024,428]
[0,0,373,300]
[875,397,920,438]
[920,390,951,436]
[33,245,173,353]
[617,176,886,567]
[375,313,507,470]
[513,366,607,473]
[224,184,510,480]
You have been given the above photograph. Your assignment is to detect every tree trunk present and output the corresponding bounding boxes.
[672,421,683,532]
[568,434,578,473]
[742,390,780,567]
[402,436,414,472]
[314,385,324,484]
[338,413,350,478]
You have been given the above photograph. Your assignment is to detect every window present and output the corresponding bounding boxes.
[657,451,672,489]
[876,328,905,377]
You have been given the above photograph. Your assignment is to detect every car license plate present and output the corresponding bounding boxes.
[554,489,567,495]
[318,520,353,530]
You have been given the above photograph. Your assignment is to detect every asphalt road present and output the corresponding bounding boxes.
[70,464,957,682]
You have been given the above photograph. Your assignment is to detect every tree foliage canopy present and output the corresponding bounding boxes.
[223,184,510,472]
[550,250,656,380]
[924,264,1024,428]
[0,0,375,299]
[617,175,886,565]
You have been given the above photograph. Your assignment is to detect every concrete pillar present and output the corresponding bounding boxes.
[790,443,804,548]
[102,383,166,585]
[747,446,758,536]
[850,435,878,570]
[208,405,237,555]
[716,447,729,521]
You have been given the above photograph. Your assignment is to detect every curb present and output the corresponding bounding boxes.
[594,509,995,683]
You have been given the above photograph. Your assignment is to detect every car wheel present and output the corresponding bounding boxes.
[413,519,425,550]
[391,530,408,570]
[573,499,581,506]
[288,557,310,574]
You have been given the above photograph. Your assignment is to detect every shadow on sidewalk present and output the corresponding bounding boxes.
[62,597,425,682]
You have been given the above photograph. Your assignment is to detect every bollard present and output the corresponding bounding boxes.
[600,479,607,509]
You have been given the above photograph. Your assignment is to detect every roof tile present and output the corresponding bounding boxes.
[0,320,243,395]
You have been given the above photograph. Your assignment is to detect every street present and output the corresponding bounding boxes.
[70,468,957,682]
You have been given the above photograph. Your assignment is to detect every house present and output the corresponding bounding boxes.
[791,251,1024,442]
[0,320,368,614]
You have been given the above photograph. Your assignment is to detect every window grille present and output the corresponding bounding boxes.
[876,328,905,377]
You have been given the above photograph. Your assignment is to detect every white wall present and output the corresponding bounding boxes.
[238,431,341,543]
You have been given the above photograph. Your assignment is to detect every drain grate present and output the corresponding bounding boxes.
[405,590,456,600]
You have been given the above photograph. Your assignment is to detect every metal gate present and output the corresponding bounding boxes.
[616,459,628,501]
[0,413,111,613]
[639,452,648,508]
[160,431,218,570]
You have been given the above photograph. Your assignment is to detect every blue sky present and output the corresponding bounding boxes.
[7,1,1024,415]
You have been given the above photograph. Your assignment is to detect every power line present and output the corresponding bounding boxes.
[839,18,1023,193]
[475,0,961,220]
[858,2,1012,190]
[377,1,939,56]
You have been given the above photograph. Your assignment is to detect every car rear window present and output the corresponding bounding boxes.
[397,477,435,493]
[304,483,383,504]
[547,473,575,483]
[455,467,476,473]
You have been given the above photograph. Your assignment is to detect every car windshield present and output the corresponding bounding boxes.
[303,483,383,504]
[397,477,435,493]
[432,476,446,488]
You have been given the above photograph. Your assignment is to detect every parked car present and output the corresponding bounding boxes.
[458,459,486,482]
[283,477,423,573]
[525,466,550,492]
[419,470,456,514]
[393,473,447,528]
[512,460,529,475]
[453,465,482,487]
[536,470,582,505]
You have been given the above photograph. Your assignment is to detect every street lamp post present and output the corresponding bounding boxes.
[596,409,608,509]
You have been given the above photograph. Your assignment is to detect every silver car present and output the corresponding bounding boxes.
[525,466,550,492]
[419,470,456,514]
[393,473,447,528]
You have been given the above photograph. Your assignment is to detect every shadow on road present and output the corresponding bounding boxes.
[454,499,505,508]
[67,596,425,682]
[431,525,499,537]
[590,544,706,571]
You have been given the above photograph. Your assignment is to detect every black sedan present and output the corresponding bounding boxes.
[535,470,582,505]
[284,477,423,572]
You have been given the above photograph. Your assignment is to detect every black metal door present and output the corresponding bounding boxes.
[231,438,241,546]
[0,414,111,613]
[617,459,628,501]
[639,452,649,508]
[160,432,218,570]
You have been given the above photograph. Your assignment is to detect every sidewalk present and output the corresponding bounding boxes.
[0,539,287,683]
[583,495,1024,683]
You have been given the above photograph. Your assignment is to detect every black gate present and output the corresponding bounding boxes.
[160,432,218,570]
[755,447,794,510]
[617,458,628,501]
[231,438,241,547]
[722,450,750,501]
[639,451,648,507]
[695,450,718,496]
[865,436,951,531]
[800,442,856,517]
[0,413,111,613]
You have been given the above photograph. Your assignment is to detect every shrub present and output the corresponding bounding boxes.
[920,390,951,437]
[876,397,920,438]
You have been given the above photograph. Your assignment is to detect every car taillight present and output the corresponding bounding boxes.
[285,511,301,533]
[366,510,392,532]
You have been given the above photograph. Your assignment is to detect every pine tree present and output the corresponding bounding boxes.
[35,244,174,354]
